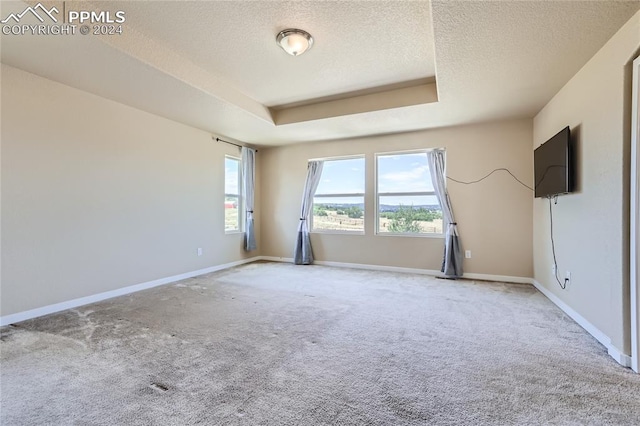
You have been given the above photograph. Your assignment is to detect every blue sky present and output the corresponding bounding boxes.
[225,157,239,194]
[228,154,440,206]
[313,154,439,206]
[378,153,434,193]
[315,157,364,195]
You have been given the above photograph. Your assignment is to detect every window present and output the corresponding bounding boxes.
[312,156,365,233]
[376,151,443,235]
[224,156,242,232]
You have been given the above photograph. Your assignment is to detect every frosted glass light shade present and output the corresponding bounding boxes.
[276,29,313,56]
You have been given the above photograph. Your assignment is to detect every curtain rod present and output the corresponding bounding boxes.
[213,137,257,152]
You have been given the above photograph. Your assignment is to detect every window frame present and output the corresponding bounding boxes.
[374,149,445,238]
[310,154,366,235]
[224,155,243,234]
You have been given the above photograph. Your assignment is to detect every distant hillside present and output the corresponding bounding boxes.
[315,203,440,212]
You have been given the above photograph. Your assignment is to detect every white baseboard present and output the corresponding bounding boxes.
[0,256,260,327]
[258,256,531,283]
[261,256,442,275]
[608,347,633,368]
[462,273,534,285]
[317,260,442,276]
[259,256,295,263]
[531,279,631,368]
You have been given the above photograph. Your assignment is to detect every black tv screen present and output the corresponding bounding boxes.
[534,126,572,198]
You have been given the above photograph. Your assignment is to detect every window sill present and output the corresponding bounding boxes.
[375,232,444,239]
[225,230,244,235]
[311,230,365,236]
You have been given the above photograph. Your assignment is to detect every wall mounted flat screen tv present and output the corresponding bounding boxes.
[534,126,573,198]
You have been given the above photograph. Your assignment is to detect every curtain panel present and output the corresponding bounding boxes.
[428,150,463,278]
[241,147,257,251]
[294,161,324,265]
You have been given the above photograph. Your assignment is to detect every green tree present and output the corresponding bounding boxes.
[388,205,422,233]
[412,207,443,222]
[345,206,363,219]
[314,204,328,216]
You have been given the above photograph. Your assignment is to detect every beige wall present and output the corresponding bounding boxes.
[260,119,533,278]
[1,64,260,316]
[533,11,640,354]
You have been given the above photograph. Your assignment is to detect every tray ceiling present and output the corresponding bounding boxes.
[1,0,638,146]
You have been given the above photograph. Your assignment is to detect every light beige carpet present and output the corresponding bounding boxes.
[1,262,639,425]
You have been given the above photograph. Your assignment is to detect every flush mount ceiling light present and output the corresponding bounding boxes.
[276,29,314,56]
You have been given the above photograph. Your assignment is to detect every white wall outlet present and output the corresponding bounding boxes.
[197,248,203,256]
[565,271,571,280]
[552,264,557,275]
[465,250,471,259]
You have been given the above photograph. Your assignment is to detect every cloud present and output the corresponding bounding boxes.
[380,165,428,182]
[379,165,431,192]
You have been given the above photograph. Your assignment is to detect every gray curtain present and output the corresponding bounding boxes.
[428,150,463,278]
[241,147,257,251]
[294,161,324,265]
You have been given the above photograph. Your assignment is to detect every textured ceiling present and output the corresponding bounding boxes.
[429,0,640,122]
[112,1,435,107]
[1,0,639,146]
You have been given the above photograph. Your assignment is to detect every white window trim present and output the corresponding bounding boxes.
[308,154,365,162]
[225,155,244,234]
[311,156,365,235]
[374,149,445,238]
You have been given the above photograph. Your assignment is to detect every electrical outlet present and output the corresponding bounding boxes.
[197,248,203,256]
[565,271,571,281]
[552,264,556,275]
[465,250,471,259]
